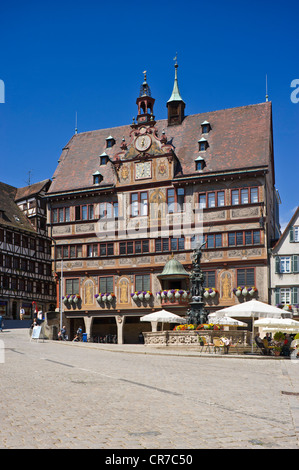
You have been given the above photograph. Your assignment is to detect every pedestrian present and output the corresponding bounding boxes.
[61,326,67,341]
[20,307,25,320]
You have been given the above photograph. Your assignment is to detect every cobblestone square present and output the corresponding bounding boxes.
[0,329,299,449]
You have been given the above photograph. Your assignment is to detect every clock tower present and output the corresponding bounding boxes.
[135,71,155,125]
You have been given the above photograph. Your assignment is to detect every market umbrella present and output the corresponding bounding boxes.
[208,313,248,327]
[213,300,285,353]
[254,317,299,332]
[214,299,284,319]
[140,309,187,331]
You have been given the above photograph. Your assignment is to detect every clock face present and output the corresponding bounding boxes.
[135,134,151,152]
[135,161,151,180]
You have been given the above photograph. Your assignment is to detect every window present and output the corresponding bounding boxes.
[131,193,139,217]
[217,191,225,207]
[199,194,206,209]
[198,138,208,151]
[203,271,216,288]
[231,187,259,205]
[237,268,255,286]
[198,191,225,208]
[206,233,222,249]
[75,204,94,221]
[250,187,258,203]
[290,226,299,242]
[6,231,12,244]
[196,160,204,171]
[130,192,148,217]
[201,121,211,133]
[167,189,175,213]
[100,154,109,165]
[105,137,115,149]
[87,244,98,258]
[140,192,148,216]
[119,240,149,255]
[65,278,79,295]
[280,257,291,273]
[229,230,260,246]
[100,242,114,256]
[231,190,239,205]
[280,288,291,304]
[93,173,103,185]
[99,202,118,219]
[99,276,113,293]
[155,238,185,252]
[241,189,249,204]
[207,192,215,208]
[135,274,150,292]
[58,245,82,259]
[52,207,70,223]
[167,188,185,213]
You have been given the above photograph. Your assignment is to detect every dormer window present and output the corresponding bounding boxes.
[201,120,211,134]
[99,152,109,165]
[198,137,208,151]
[195,156,205,171]
[93,171,103,185]
[106,136,115,148]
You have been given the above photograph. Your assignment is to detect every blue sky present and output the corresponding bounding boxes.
[0,0,298,231]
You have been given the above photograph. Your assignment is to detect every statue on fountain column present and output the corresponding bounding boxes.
[187,241,208,325]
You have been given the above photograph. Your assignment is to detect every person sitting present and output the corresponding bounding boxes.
[282,334,292,356]
[255,333,268,355]
[221,336,231,354]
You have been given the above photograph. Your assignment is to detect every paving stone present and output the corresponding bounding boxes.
[0,329,299,449]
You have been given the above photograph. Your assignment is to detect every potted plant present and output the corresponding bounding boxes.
[138,291,144,301]
[234,287,242,297]
[145,291,152,300]
[273,346,282,356]
[175,290,181,299]
[204,289,210,299]
[242,286,248,297]
[210,288,217,298]
[73,294,80,304]
[181,290,188,299]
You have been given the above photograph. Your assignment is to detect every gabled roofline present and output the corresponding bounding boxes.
[272,206,299,251]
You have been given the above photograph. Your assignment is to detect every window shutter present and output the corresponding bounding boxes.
[289,226,294,242]
[292,255,298,273]
[291,287,298,305]
[275,257,280,274]
[275,288,280,305]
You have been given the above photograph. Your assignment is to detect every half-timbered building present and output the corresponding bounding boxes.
[0,180,56,319]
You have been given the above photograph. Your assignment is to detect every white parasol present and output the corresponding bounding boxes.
[254,317,299,333]
[140,309,187,331]
[208,314,248,327]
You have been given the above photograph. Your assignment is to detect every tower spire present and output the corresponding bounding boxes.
[265,74,269,102]
[167,54,185,126]
[135,71,155,126]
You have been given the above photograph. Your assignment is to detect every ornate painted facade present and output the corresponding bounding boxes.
[47,65,280,343]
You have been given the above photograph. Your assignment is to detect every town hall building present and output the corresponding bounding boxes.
[46,62,280,343]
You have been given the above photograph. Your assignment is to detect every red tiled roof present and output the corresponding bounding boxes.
[0,182,36,232]
[48,101,273,194]
[15,179,51,201]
